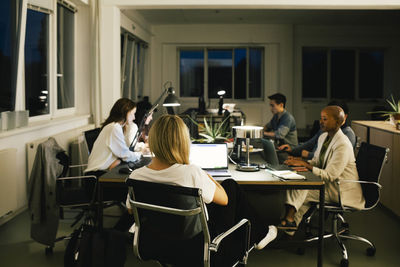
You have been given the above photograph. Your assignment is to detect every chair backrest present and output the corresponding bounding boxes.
[84,128,101,153]
[126,179,209,266]
[55,151,96,207]
[356,142,389,209]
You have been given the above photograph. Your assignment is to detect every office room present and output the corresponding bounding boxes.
[0,0,399,266]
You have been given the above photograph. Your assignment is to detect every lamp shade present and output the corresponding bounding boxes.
[232,126,263,139]
[163,93,180,107]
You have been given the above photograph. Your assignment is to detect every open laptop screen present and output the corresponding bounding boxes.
[190,143,228,170]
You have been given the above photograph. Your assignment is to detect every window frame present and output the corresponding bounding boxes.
[15,0,78,123]
[54,0,77,114]
[177,46,264,102]
[301,46,385,102]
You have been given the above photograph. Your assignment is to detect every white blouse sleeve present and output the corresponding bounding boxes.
[190,165,216,204]
[108,124,141,162]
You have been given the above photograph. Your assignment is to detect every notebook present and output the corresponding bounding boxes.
[190,143,231,177]
[266,170,305,180]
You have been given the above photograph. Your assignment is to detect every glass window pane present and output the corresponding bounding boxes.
[122,36,135,99]
[331,49,355,99]
[0,0,14,112]
[302,48,327,98]
[25,9,49,117]
[179,50,204,97]
[208,49,232,98]
[359,50,384,99]
[249,48,263,98]
[57,4,74,109]
[234,48,246,99]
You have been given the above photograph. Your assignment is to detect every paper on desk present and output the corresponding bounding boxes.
[266,170,305,180]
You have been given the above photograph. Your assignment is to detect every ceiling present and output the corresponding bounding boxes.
[123,9,400,26]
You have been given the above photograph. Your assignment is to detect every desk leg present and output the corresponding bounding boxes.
[97,182,103,229]
[318,185,325,267]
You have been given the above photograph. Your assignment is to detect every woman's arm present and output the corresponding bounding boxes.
[207,174,228,206]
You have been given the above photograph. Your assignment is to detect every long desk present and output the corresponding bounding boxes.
[98,156,325,267]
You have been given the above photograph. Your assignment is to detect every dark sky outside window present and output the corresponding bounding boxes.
[302,48,327,98]
[25,9,49,116]
[249,48,262,98]
[234,48,246,99]
[0,0,13,111]
[331,49,355,99]
[180,50,204,97]
[208,49,232,98]
[359,51,384,99]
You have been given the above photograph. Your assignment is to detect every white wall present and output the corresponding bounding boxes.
[150,24,293,126]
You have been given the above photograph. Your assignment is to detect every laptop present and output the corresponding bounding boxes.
[261,139,290,171]
[190,143,231,177]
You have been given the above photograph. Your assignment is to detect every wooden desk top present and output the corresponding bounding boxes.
[352,120,400,135]
[99,153,324,187]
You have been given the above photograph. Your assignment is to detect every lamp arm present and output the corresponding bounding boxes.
[129,83,170,150]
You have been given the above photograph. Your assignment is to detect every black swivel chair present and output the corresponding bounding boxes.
[303,142,389,267]
[84,127,101,153]
[45,151,97,255]
[126,179,252,267]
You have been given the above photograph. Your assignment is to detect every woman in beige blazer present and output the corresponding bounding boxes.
[278,106,365,230]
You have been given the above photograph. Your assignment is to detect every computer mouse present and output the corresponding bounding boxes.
[119,167,133,174]
[259,164,266,169]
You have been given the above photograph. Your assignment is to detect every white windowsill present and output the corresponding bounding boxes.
[0,114,92,139]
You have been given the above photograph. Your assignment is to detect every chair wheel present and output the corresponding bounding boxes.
[296,247,305,255]
[45,246,53,255]
[340,258,349,267]
[366,247,376,256]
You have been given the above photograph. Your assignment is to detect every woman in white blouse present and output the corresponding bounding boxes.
[85,98,148,174]
[126,115,277,264]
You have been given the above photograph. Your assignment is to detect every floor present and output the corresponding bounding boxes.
[0,204,399,267]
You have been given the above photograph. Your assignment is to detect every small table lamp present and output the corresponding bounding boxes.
[232,126,263,172]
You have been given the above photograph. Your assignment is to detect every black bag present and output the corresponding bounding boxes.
[64,225,127,267]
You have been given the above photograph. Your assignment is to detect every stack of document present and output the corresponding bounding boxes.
[267,170,306,180]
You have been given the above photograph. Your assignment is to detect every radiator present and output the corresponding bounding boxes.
[0,148,18,218]
[26,125,93,179]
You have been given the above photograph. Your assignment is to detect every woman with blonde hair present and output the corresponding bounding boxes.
[127,115,277,265]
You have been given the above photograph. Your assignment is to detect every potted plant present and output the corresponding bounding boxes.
[368,94,400,126]
[187,115,232,143]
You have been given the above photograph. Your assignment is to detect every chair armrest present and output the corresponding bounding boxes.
[69,164,88,168]
[338,179,382,189]
[336,179,382,210]
[209,218,250,252]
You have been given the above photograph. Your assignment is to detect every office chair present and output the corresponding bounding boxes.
[302,142,389,267]
[126,179,252,267]
[84,127,101,153]
[45,151,97,255]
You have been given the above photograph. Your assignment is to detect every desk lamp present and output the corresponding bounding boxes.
[130,81,180,149]
[217,90,226,115]
[232,126,263,172]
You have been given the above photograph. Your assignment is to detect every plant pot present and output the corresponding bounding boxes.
[389,113,400,126]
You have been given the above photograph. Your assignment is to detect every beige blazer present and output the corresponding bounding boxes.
[311,129,365,210]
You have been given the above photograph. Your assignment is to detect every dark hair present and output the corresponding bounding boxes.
[268,93,286,108]
[327,100,349,115]
[101,98,136,130]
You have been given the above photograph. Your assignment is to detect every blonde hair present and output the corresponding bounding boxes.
[148,115,191,165]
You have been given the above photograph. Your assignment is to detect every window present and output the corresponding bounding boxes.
[208,49,232,98]
[121,31,147,100]
[0,0,17,112]
[179,50,204,97]
[25,8,49,117]
[179,47,264,100]
[302,47,384,100]
[57,3,75,109]
[359,50,384,99]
